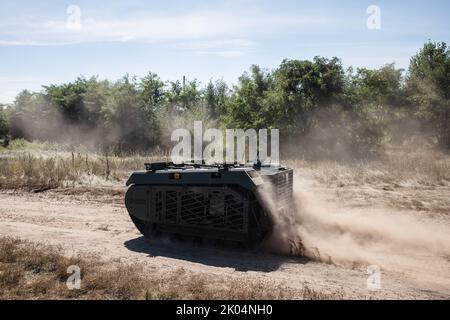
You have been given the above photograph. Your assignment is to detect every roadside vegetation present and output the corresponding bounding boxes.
[289,146,450,188]
[1,141,448,215]
[0,41,448,158]
[1,139,449,190]
[0,141,164,191]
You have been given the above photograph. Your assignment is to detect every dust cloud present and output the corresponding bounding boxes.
[265,173,450,286]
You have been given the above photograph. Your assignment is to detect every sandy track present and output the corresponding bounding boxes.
[0,188,448,299]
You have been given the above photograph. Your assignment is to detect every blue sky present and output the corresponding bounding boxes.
[0,0,449,103]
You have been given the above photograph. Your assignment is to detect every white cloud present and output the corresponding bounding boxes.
[1,8,331,59]
[0,9,334,46]
[0,39,74,46]
[176,39,257,57]
[178,39,257,50]
[197,50,246,58]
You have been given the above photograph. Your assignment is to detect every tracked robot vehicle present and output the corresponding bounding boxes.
[125,162,293,245]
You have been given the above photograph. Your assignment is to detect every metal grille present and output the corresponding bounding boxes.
[150,186,248,232]
[165,191,178,223]
[153,190,163,221]
[223,193,245,231]
[180,191,209,225]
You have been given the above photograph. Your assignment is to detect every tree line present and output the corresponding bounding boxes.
[0,41,448,158]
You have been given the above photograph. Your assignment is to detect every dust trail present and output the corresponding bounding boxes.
[266,172,450,289]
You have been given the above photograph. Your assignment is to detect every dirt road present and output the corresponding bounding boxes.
[0,183,449,299]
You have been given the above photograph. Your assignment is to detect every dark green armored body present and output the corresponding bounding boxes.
[125,162,293,245]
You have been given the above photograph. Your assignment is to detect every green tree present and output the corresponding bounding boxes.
[273,56,346,135]
[9,90,58,141]
[223,65,274,129]
[44,77,100,126]
[406,41,450,148]
[166,78,202,111]
[345,64,406,144]
[349,64,404,108]
[102,76,159,153]
[224,57,385,158]
[0,105,9,139]
[81,79,110,127]
[224,57,346,133]
[205,79,228,119]
[139,72,166,108]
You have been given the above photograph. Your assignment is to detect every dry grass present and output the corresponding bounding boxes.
[2,140,448,192]
[287,147,450,188]
[0,147,165,190]
[0,237,342,300]
[1,139,449,191]
[1,140,449,213]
